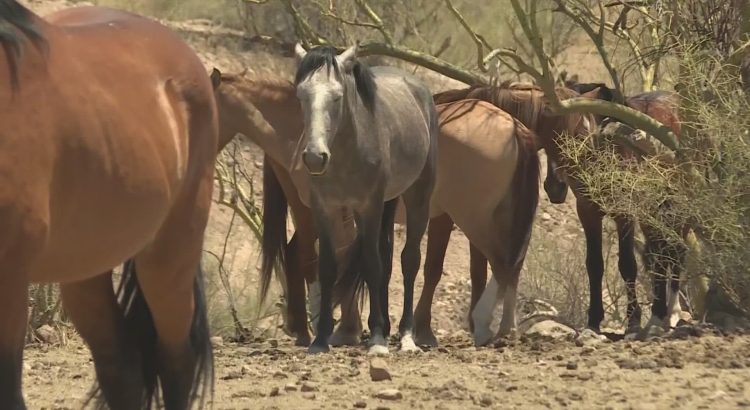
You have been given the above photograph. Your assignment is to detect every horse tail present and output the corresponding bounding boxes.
[260,156,288,303]
[506,120,540,269]
[332,199,398,309]
[92,260,214,408]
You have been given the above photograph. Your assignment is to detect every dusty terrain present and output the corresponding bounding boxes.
[19,0,750,409]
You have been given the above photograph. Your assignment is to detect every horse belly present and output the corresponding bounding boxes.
[29,149,177,283]
[429,122,517,229]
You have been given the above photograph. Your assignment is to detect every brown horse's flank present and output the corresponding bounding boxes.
[0,3,217,407]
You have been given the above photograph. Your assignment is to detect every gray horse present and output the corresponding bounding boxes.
[294,43,438,355]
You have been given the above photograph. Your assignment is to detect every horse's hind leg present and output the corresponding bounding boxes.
[398,181,433,353]
[468,243,489,332]
[615,217,642,333]
[414,213,453,347]
[61,272,143,409]
[0,214,47,409]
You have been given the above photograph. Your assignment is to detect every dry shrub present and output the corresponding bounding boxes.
[558,48,750,320]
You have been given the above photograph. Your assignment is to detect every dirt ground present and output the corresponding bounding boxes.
[19,0,750,409]
[23,330,750,409]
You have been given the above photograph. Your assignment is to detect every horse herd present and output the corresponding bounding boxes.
[0,2,684,408]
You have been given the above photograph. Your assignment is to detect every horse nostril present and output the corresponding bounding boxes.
[302,150,330,174]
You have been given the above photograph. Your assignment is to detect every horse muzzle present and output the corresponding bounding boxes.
[302,148,330,176]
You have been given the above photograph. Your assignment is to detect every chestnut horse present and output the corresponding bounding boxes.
[0,3,216,408]
[414,83,594,345]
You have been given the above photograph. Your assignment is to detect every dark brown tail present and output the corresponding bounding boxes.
[260,156,288,302]
[506,120,540,269]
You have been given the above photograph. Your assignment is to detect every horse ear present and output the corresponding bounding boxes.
[295,43,307,62]
[210,68,221,90]
[337,43,358,72]
[580,87,602,99]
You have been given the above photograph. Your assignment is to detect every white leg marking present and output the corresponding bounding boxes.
[308,281,321,336]
[667,286,682,328]
[367,344,390,356]
[498,283,518,337]
[472,276,503,346]
[399,331,422,353]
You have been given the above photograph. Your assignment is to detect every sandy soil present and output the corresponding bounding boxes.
[18,1,750,409]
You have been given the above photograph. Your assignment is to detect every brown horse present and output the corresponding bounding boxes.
[564,82,686,333]
[0,3,216,408]
[210,69,361,347]
[412,83,594,345]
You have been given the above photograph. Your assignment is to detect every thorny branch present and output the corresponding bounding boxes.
[277,0,680,149]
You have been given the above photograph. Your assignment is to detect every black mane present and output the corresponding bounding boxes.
[1,0,46,90]
[294,45,377,111]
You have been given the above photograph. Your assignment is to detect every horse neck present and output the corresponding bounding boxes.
[225,77,303,169]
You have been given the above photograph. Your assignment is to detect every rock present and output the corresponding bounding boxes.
[302,392,316,400]
[241,365,253,375]
[269,387,280,397]
[301,382,318,392]
[478,394,493,407]
[210,336,224,347]
[369,358,392,382]
[354,401,367,408]
[35,325,59,345]
[525,320,575,339]
[374,389,403,401]
[575,329,607,346]
[566,361,578,370]
[541,212,552,221]
[284,383,298,392]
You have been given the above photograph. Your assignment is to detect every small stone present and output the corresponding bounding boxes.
[566,362,578,370]
[374,389,402,401]
[241,365,253,375]
[479,395,493,407]
[35,325,59,345]
[220,370,243,380]
[209,336,224,347]
[577,371,594,381]
[354,401,367,408]
[269,387,280,397]
[542,212,552,221]
[525,320,576,339]
[268,339,279,348]
[301,382,318,392]
[273,371,288,379]
[302,392,316,400]
[369,358,392,382]
[284,383,298,392]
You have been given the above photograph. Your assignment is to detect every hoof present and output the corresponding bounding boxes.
[413,329,439,347]
[295,335,312,347]
[330,326,362,347]
[473,327,493,347]
[308,343,330,354]
[399,333,423,353]
[367,344,390,356]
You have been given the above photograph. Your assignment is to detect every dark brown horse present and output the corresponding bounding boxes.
[564,81,685,333]
[1,3,216,408]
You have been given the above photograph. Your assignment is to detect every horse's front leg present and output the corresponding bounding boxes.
[0,270,29,410]
[615,216,641,333]
[577,199,605,332]
[309,204,339,354]
[355,200,389,356]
